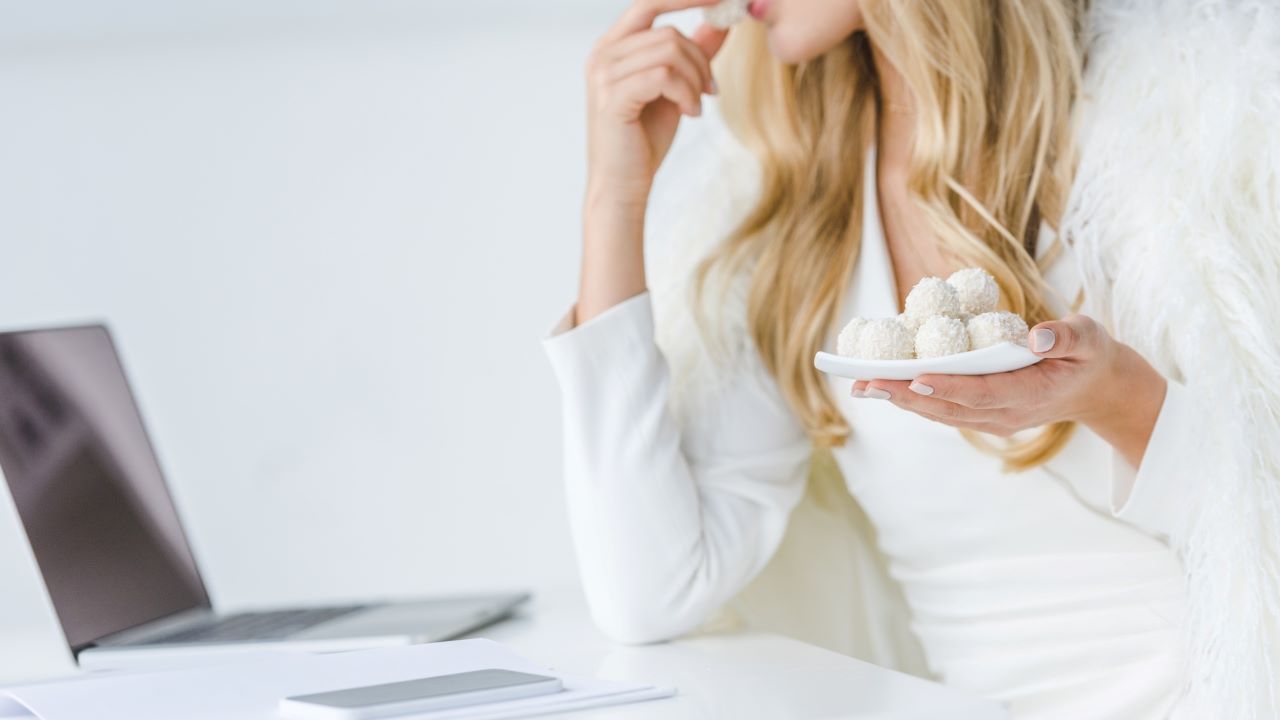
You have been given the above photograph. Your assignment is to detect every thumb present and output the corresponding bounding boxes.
[1028,314,1105,359]
[692,23,731,61]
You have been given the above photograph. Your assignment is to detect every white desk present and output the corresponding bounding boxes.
[463,585,1007,720]
[0,584,1006,719]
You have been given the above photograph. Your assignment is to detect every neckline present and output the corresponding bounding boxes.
[850,145,903,319]
[842,148,1068,334]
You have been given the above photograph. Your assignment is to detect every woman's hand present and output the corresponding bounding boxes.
[585,0,729,210]
[577,0,729,325]
[850,314,1169,467]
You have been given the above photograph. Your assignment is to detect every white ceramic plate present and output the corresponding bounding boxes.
[814,342,1043,381]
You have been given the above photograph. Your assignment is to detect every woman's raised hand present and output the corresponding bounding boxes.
[576,1,729,325]
[585,0,729,210]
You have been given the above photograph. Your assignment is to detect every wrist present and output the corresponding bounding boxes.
[582,193,647,254]
[1082,343,1168,467]
[584,175,650,218]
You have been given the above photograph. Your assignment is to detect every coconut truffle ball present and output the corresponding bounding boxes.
[915,316,970,359]
[837,317,868,357]
[904,277,962,328]
[967,311,1030,350]
[947,268,1000,316]
[704,0,749,28]
[854,317,915,360]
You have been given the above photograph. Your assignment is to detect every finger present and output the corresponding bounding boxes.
[609,64,704,118]
[1028,314,1105,360]
[907,369,1041,410]
[607,39,709,96]
[852,381,1015,435]
[904,374,1000,409]
[862,381,993,424]
[597,24,687,63]
[690,23,730,61]
[606,29,714,94]
[608,0,723,41]
[906,409,1012,437]
[850,379,887,397]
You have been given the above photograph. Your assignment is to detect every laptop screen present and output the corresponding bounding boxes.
[0,326,209,649]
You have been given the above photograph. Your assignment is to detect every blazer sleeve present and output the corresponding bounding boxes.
[541,290,811,644]
[1107,381,1200,542]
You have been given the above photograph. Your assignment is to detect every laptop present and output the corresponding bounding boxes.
[0,324,528,672]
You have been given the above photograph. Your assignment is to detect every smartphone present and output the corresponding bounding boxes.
[277,669,563,719]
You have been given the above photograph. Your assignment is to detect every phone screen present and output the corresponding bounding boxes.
[284,669,560,710]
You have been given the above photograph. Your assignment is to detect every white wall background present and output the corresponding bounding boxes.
[0,0,670,680]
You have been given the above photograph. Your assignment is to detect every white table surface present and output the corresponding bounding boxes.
[0,584,1007,719]
[459,585,1008,720]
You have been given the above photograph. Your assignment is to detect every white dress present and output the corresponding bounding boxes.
[542,149,1191,718]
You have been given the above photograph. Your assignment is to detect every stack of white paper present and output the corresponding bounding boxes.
[0,639,675,719]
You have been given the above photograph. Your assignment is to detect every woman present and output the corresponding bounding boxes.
[543,0,1280,717]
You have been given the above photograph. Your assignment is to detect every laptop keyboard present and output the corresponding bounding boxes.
[149,606,364,644]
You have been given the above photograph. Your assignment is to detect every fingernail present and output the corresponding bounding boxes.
[863,388,891,400]
[908,381,933,396]
[850,388,864,398]
[1031,328,1056,353]
[711,78,719,95]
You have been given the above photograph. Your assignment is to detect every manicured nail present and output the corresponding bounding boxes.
[1031,328,1056,353]
[863,388,891,400]
[850,387,864,398]
[908,381,933,396]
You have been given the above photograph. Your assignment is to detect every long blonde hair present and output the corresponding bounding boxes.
[694,1,1086,471]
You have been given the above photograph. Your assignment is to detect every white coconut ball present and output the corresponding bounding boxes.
[915,316,970,359]
[904,277,962,328]
[854,317,915,360]
[947,267,1000,316]
[704,0,749,28]
[967,311,1030,350]
[837,317,868,357]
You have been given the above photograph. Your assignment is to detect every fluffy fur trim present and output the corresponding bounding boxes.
[1064,1,1280,716]
[646,101,762,428]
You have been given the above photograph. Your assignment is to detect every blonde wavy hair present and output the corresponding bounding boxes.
[693,1,1087,471]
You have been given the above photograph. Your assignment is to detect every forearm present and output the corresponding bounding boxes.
[1082,344,1168,469]
[576,187,649,326]
[542,290,810,643]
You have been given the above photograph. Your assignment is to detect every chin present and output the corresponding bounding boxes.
[765,29,824,65]
[762,21,852,65]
